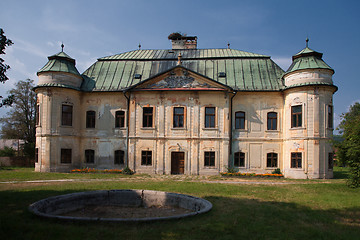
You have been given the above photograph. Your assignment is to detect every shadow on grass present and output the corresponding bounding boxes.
[0,189,359,240]
[333,167,350,179]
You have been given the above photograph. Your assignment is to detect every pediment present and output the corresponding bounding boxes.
[132,66,231,91]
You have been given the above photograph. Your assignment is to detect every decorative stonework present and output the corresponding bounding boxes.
[147,75,212,89]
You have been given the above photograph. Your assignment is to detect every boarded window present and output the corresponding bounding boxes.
[86,111,96,128]
[85,149,95,163]
[291,152,302,168]
[173,107,184,128]
[267,153,278,168]
[234,152,245,167]
[235,111,245,129]
[143,107,153,128]
[115,111,125,128]
[291,105,302,128]
[205,107,215,128]
[141,151,152,165]
[62,105,73,126]
[267,112,277,130]
[204,151,215,166]
[114,150,125,165]
[61,149,72,164]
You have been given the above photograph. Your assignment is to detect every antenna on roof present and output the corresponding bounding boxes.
[61,42,64,52]
[227,42,230,49]
[306,37,309,48]
[138,43,141,50]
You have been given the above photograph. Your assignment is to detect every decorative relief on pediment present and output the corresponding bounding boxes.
[146,75,213,89]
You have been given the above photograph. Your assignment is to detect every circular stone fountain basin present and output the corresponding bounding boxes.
[29,189,212,222]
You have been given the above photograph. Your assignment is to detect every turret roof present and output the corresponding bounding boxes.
[37,51,81,76]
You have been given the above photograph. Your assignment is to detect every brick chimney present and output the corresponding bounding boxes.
[168,33,197,49]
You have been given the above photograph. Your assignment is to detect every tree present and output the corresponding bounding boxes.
[336,102,360,188]
[0,79,36,154]
[0,28,14,107]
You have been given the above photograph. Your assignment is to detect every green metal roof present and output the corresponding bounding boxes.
[37,51,81,76]
[33,82,81,91]
[81,49,285,92]
[285,47,334,76]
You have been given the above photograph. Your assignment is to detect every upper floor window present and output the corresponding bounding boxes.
[115,110,125,128]
[234,152,245,167]
[205,107,215,128]
[291,105,302,128]
[36,104,40,125]
[62,104,73,126]
[85,149,95,164]
[114,150,124,165]
[204,151,215,166]
[173,107,184,128]
[86,111,96,128]
[328,105,333,129]
[267,112,277,130]
[143,107,153,128]
[267,153,278,168]
[291,152,302,168]
[61,148,72,164]
[141,150,152,166]
[235,111,245,129]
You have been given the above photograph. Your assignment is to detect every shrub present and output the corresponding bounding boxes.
[0,146,16,157]
[122,166,134,175]
[272,168,282,174]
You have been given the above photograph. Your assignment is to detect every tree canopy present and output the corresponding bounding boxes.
[336,102,360,187]
[0,79,36,144]
[0,28,13,84]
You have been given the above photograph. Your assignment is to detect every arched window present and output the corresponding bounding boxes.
[267,112,277,130]
[234,152,245,167]
[235,111,245,129]
[86,111,96,128]
[267,153,278,168]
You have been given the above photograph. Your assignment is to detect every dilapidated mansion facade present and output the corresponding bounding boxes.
[34,35,337,179]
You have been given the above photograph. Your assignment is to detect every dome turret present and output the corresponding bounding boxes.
[36,47,82,90]
[283,41,335,88]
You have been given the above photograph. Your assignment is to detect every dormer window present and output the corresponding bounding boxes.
[134,74,142,79]
[218,72,226,78]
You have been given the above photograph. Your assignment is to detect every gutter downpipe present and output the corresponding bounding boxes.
[123,90,130,168]
[229,91,237,168]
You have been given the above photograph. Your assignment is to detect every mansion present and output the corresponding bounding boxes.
[34,34,337,179]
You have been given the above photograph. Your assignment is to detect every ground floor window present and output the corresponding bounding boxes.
[85,149,95,163]
[204,151,215,166]
[61,149,72,164]
[328,152,334,170]
[291,152,302,168]
[141,151,152,166]
[115,150,125,165]
[35,148,39,163]
[267,153,278,168]
[234,152,245,167]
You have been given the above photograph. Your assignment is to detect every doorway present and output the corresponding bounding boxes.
[171,152,185,175]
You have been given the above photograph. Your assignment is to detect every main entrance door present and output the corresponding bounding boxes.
[171,152,184,175]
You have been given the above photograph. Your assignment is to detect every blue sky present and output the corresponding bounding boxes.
[1,0,360,130]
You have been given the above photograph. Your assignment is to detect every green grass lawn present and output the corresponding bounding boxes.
[0,167,359,240]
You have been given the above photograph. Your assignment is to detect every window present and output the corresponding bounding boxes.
[61,149,72,164]
[267,112,277,130]
[62,105,73,126]
[36,104,40,125]
[115,111,125,128]
[205,107,215,128]
[86,111,96,128]
[291,105,302,128]
[141,151,152,165]
[328,105,333,129]
[114,150,125,165]
[35,148,39,163]
[234,152,245,167]
[143,107,153,128]
[235,111,245,129]
[85,149,95,164]
[291,152,302,168]
[267,153,278,168]
[173,107,184,128]
[328,152,334,170]
[204,151,215,166]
